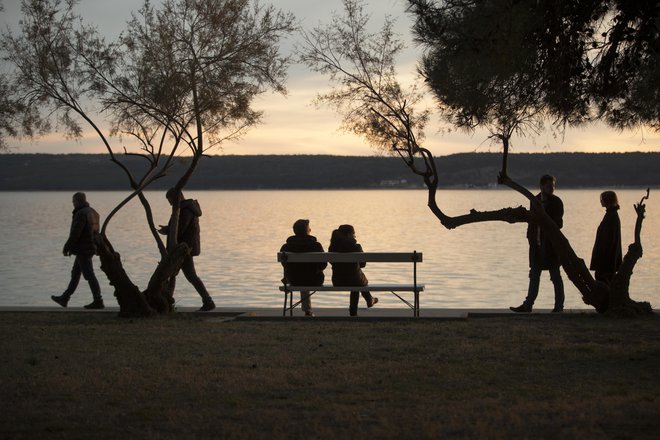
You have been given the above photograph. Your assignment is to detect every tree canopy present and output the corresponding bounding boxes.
[408,0,660,135]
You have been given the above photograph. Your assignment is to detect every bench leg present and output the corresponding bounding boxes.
[283,290,289,317]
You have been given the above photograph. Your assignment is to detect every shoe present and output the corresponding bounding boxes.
[84,300,105,310]
[51,295,69,308]
[198,300,216,312]
[552,307,564,313]
[367,297,379,308]
[509,304,532,313]
[304,311,315,317]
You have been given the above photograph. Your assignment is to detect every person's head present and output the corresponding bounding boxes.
[72,192,87,209]
[292,219,311,236]
[539,174,556,196]
[165,188,184,206]
[337,224,355,238]
[600,191,619,209]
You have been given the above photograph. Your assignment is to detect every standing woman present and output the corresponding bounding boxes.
[590,191,623,284]
[329,225,378,316]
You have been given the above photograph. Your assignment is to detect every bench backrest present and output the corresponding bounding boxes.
[277,252,422,263]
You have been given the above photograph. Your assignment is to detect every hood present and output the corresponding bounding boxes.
[285,234,320,251]
[181,199,202,217]
[72,201,90,214]
[330,233,358,252]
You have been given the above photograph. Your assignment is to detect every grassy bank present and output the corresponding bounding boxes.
[1,312,659,439]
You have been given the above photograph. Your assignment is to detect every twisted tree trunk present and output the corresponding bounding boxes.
[94,233,190,318]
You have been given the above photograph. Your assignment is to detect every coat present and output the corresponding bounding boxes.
[280,235,326,285]
[527,193,563,269]
[590,207,622,274]
[329,235,368,286]
[63,203,100,256]
[161,199,202,256]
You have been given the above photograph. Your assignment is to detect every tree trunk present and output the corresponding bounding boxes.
[94,233,190,318]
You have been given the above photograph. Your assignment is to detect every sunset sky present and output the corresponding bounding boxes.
[2,0,659,157]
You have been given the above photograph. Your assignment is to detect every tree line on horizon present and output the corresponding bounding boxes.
[1,152,658,190]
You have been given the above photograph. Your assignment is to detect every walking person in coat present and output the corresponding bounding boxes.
[158,188,216,311]
[590,191,622,284]
[510,174,565,313]
[280,219,326,317]
[329,224,378,316]
[51,192,104,309]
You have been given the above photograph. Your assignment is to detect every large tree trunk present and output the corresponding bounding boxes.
[94,233,190,318]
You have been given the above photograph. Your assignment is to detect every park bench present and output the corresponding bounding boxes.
[277,251,424,317]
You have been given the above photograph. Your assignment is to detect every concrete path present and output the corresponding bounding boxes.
[0,306,592,320]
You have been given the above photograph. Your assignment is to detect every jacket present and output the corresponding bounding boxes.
[590,207,622,274]
[280,235,326,285]
[329,235,368,286]
[64,203,100,256]
[162,199,202,256]
[527,193,563,269]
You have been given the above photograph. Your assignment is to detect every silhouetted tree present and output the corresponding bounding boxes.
[3,0,294,316]
[301,0,652,315]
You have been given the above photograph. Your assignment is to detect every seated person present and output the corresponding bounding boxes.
[280,219,326,317]
[329,224,378,316]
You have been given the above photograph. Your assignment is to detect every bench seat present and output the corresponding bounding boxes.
[279,284,425,292]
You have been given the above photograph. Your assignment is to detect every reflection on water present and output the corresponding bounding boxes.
[0,189,657,310]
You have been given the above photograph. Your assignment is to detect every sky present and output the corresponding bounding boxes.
[1,0,660,157]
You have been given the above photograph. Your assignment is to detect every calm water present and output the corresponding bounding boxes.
[0,189,657,310]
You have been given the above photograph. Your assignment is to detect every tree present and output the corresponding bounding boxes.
[3,0,295,316]
[300,0,652,315]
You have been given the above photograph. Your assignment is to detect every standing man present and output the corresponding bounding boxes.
[159,188,216,311]
[51,192,104,309]
[510,175,565,313]
[280,219,327,317]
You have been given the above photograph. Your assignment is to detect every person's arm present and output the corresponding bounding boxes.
[316,242,327,270]
[553,198,564,229]
[178,209,193,237]
[63,212,85,255]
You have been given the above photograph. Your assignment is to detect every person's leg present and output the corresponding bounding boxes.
[511,264,541,312]
[78,255,102,301]
[300,291,313,315]
[63,257,83,297]
[524,265,542,308]
[349,291,359,316]
[52,258,81,306]
[181,256,214,309]
[360,291,377,307]
[549,266,564,311]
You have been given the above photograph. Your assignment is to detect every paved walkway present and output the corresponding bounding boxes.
[0,306,592,320]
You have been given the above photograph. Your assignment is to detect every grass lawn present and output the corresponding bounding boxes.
[1,312,659,439]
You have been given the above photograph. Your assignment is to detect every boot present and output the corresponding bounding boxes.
[198,300,216,312]
[509,303,532,313]
[51,294,69,308]
[84,299,105,310]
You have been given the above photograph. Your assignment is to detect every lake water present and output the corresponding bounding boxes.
[0,189,657,310]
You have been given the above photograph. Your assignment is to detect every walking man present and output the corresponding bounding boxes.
[159,188,216,311]
[510,174,565,313]
[51,192,104,309]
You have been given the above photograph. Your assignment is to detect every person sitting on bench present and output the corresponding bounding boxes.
[329,224,378,316]
[280,219,326,317]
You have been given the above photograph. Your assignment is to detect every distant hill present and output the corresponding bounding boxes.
[0,152,658,190]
